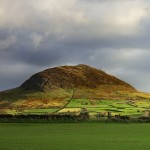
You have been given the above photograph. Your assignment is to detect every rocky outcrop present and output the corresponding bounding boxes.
[21,64,136,92]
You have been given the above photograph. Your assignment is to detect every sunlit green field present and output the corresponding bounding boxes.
[1,87,150,117]
[2,98,150,117]
[61,98,150,117]
[0,123,150,150]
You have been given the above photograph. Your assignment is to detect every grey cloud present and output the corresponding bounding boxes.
[0,35,17,50]
[0,0,150,92]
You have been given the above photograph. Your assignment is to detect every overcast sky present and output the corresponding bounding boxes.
[0,0,150,92]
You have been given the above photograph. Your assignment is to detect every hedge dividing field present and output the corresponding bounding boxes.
[0,123,150,150]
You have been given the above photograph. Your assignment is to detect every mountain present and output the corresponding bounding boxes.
[21,64,135,92]
[0,64,150,115]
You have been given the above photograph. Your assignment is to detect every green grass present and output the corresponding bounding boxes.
[65,99,149,117]
[0,123,150,150]
[1,89,150,117]
[2,98,149,117]
[1,87,150,117]
[22,108,58,114]
[66,98,91,107]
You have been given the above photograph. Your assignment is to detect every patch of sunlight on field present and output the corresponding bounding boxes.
[58,108,81,113]
[135,101,150,108]
[65,98,149,117]
[22,108,58,114]
[1,108,59,115]
[135,92,150,99]
[66,99,90,107]
[5,109,17,115]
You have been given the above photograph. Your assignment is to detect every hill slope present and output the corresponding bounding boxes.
[21,64,136,92]
[0,64,150,116]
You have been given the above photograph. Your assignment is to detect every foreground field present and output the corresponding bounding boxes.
[0,123,150,150]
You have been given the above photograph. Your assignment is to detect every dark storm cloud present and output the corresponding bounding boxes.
[0,0,150,92]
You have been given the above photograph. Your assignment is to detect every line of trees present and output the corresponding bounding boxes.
[0,111,89,121]
[0,110,150,122]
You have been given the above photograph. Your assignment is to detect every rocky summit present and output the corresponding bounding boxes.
[21,64,136,92]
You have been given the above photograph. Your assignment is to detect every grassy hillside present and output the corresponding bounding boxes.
[0,65,150,117]
[0,86,150,117]
[0,87,73,114]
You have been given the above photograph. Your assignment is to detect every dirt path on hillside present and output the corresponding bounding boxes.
[54,89,75,113]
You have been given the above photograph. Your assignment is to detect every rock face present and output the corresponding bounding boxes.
[20,64,136,91]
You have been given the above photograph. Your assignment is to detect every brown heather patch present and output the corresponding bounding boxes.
[21,64,136,92]
[14,98,66,109]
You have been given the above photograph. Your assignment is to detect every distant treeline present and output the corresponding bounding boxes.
[0,113,89,122]
[0,113,150,123]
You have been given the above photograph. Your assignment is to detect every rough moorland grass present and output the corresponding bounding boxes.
[0,87,73,101]
[0,123,150,150]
